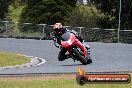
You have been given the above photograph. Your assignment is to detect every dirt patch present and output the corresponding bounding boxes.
[0,72,131,81]
[0,74,76,81]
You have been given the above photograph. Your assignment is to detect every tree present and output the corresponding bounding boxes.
[93,0,132,43]
[0,0,9,19]
[9,0,26,8]
[64,0,77,7]
[20,0,76,24]
[19,0,77,32]
[64,5,102,27]
[93,0,132,30]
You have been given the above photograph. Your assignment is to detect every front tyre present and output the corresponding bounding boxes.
[58,48,67,61]
[58,51,66,61]
[73,48,87,65]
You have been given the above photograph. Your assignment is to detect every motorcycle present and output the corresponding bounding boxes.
[54,31,92,65]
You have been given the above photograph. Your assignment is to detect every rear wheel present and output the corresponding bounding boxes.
[86,53,92,64]
[87,58,92,64]
[73,48,88,65]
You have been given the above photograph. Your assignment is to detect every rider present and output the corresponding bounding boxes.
[53,23,90,61]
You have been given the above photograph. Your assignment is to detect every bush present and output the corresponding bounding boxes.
[64,5,103,28]
[19,0,76,32]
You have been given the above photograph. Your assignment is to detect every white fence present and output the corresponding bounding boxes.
[0,20,132,43]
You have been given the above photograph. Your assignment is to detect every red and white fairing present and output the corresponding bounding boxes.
[61,32,88,58]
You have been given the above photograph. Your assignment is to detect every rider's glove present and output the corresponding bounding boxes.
[54,42,60,48]
[52,36,60,48]
[52,36,57,42]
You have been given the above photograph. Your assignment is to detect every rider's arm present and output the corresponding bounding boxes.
[53,35,61,48]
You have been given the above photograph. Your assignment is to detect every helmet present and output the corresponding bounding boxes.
[53,23,62,34]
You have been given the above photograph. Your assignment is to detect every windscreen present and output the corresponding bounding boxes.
[61,32,71,41]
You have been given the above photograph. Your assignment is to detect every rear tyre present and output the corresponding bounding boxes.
[87,58,92,64]
[73,48,87,65]
[86,54,92,64]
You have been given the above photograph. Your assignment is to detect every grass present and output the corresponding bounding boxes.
[0,77,131,88]
[0,52,31,67]
[10,32,45,38]
[0,52,131,88]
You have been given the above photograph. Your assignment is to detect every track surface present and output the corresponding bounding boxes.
[0,38,132,74]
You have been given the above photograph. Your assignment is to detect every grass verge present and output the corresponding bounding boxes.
[0,52,31,67]
[0,74,131,88]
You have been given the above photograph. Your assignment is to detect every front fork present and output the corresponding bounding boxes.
[70,48,79,62]
[86,47,90,55]
[75,41,88,58]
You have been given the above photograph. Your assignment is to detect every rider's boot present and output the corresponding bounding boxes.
[65,54,71,59]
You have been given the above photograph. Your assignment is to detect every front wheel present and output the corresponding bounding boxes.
[58,48,67,61]
[58,51,65,61]
[73,48,88,65]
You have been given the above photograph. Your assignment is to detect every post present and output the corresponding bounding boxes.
[39,24,46,40]
[75,27,85,36]
[4,21,9,37]
[6,21,8,37]
[118,0,121,43]
[79,27,82,35]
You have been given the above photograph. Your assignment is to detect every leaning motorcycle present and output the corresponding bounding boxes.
[54,31,92,65]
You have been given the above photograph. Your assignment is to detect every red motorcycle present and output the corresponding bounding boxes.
[55,31,92,65]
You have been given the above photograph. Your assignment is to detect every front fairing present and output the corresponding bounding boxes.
[61,32,88,59]
[61,32,71,41]
[61,32,76,49]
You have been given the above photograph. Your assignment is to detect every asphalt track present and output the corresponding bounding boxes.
[0,38,132,74]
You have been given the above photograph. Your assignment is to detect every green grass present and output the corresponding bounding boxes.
[0,79,131,88]
[0,52,31,67]
[10,32,44,38]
